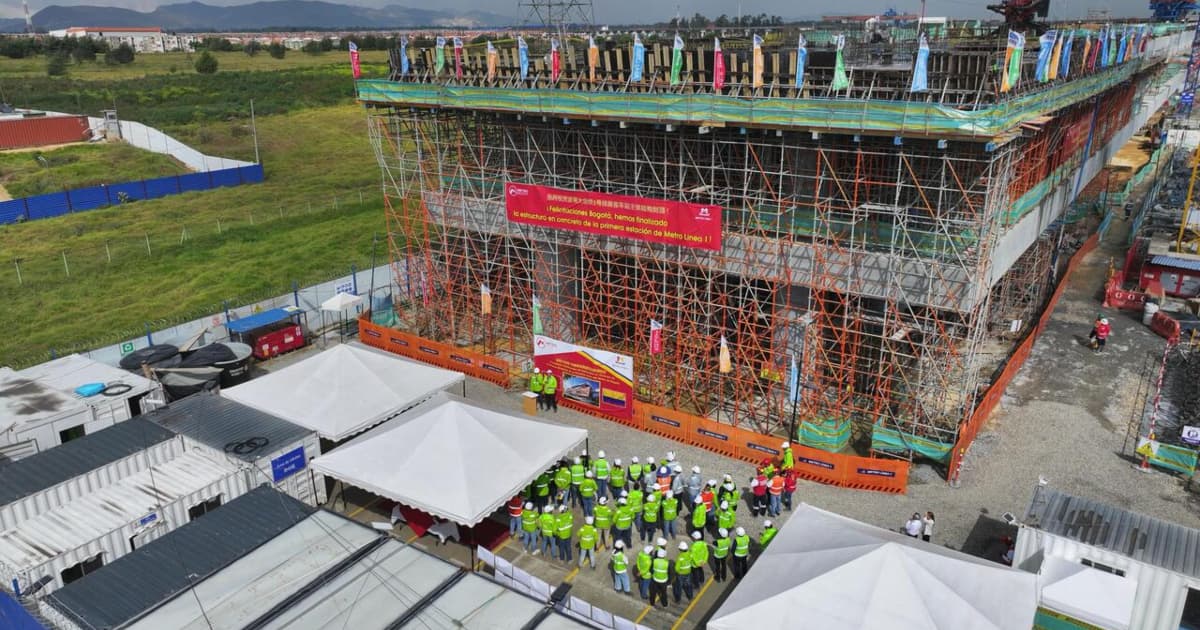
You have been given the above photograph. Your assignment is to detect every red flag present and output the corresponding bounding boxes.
[713,38,725,92]
[348,41,362,79]
[551,38,561,83]
[649,319,663,354]
[453,37,464,80]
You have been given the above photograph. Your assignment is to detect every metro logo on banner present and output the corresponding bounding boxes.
[505,183,722,251]
[533,335,634,419]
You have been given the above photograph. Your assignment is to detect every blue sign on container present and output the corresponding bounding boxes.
[271,446,306,483]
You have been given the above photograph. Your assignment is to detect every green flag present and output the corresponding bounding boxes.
[532,294,543,335]
[831,35,850,92]
[435,36,446,74]
[670,34,684,85]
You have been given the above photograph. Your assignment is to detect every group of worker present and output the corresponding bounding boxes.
[507,441,794,606]
[527,367,559,412]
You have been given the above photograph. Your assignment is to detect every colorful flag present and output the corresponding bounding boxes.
[713,37,725,91]
[486,40,498,81]
[752,34,764,88]
[718,336,731,374]
[1117,27,1128,64]
[1132,26,1142,58]
[1140,25,1150,54]
[910,33,929,92]
[348,41,362,79]
[831,34,850,92]
[481,283,492,315]
[1047,31,1062,80]
[550,38,561,83]
[399,36,409,76]
[435,36,446,74]
[1035,30,1056,82]
[587,36,599,83]
[631,33,645,82]
[1108,27,1117,66]
[669,34,684,85]
[1059,32,1074,79]
[787,353,800,404]
[1081,32,1092,72]
[649,319,663,354]
[452,37,463,80]
[531,294,543,335]
[1001,30,1024,93]
[518,37,529,81]
[1100,26,1110,68]
[795,34,808,90]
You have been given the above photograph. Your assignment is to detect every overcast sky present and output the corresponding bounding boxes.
[6,0,1160,23]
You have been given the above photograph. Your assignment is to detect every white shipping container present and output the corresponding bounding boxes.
[0,449,245,597]
[188,431,327,508]
[0,436,186,531]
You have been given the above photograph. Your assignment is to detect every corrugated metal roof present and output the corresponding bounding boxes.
[1024,488,1200,579]
[1150,254,1200,272]
[0,417,177,506]
[44,486,315,630]
[0,450,238,571]
[226,308,298,334]
[146,393,313,463]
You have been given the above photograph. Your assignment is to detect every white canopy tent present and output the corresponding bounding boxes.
[311,393,587,526]
[320,292,364,312]
[708,504,1038,630]
[223,342,464,441]
[1038,556,1135,630]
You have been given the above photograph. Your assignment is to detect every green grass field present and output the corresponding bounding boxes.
[0,49,390,80]
[0,143,189,198]
[0,101,389,367]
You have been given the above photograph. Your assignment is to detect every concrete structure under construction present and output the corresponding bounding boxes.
[356,25,1194,477]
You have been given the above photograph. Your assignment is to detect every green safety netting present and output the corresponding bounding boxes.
[870,422,953,463]
[799,418,851,452]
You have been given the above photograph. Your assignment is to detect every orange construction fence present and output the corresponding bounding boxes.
[948,233,1099,484]
[358,315,512,388]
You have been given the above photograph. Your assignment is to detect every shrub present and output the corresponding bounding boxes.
[194,51,218,74]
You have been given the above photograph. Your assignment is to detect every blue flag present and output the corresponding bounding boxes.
[795,34,808,89]
[1100,26,1109,68]
[399,36,409,76]
[1117,27,1128,63]
[631,33,645,82]
[1035,30,1056,82]
[788,353,800,404]
[518,36,529,81]
[910,33,929,92]
[1059,32,1073,78]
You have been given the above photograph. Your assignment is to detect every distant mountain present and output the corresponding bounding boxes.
[0,18,28,32]
[31,0,516,30]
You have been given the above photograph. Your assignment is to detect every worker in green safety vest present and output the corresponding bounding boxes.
[520,502,540,553]
[609,458,626,495]
[534,471,551,509]
[556,505,574,563]
[712,527,731,582]
[611,540,631,594]
[650,550,670,607]
[661,490,679,539]
[636,544,653,600]
[689,531,708,588]
[538,505,557,558]
[759,519,778,550]
[579,516,598,569]
[529,368,545,410]
[732,526,751,579]
[569,456,586,509]
[593,496,612,550]
[780,440,794,471]
[553,463,571,504]
[626,487,644,539]
[672,541,694,603]
[717,500,736,532]
[613,496,633,549]
[542,369,558,412]
[690,494,707,539]
[641,489,660,542]
[592,450,610,498]
[628,457,643,486]
[718,475,738,513]
[580,470,598,517]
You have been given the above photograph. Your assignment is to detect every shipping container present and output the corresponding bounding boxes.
[0,418,186,531]
[0,449,246,597]
[0,114,91,150]
[0,355,160,462]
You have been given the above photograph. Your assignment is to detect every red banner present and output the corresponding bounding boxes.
[349,42,362,79]
[505,183,722,251]
[533,335,634,419]
[649,320,663,354]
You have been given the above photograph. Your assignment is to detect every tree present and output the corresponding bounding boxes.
[715,14,730,27]
[194,50,218,74]
[301,40,323,54]
[106,42,135,64]
[244,40,261,56]
[690,12,707,29]
[46,52,69,76]
[319,37,333,52]
[268,42,287,59]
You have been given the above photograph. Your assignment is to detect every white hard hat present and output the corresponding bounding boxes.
[1101,318,1109,324]
[545,369,552,374]
[692,465,701,473]
[781,441,790,448]
[678,541,689,551]
[574,456,581,464]
[524,502,533,509]
[723,473,732,481]
[581,449,588,456]
[694,495,703,504]
[646,457,656,465]
[615,540,625,549]
[719,528,729,537]
[618,498,627,505]
[544,506,553,513]
[763,520,773,527]
[656,537,667,547]
[691,530,701,540]
[673,464,682,472]
[586,470,594,478]
[652,483,661,491]
[632,456,640,463]
[586,516,594,524]
[534,367,540,373]
[620,490,628,497]
[667,451,675,460]
[736,527,746,536]
[720,501,728,509]
[559,505,569,512]
[598,496,608,505]
[643,545,653,554]
[657,550,667,558]
[708,479,717,486]
[598,450,606,458]
[614,458,623,466]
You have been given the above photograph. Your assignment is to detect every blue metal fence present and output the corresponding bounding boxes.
[0,164,264,225]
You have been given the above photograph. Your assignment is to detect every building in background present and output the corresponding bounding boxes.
[45,26,196,52]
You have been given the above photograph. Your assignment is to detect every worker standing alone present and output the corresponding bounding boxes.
[543,369,559,411]
[780,440,794,471]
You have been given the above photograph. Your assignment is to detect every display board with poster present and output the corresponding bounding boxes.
[533,335,634,419]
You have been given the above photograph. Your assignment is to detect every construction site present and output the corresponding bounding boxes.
[356,12,1194,485]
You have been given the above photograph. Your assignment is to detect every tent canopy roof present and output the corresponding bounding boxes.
[320,292,364,312]
[311,393,587,526]
[1038,556,1135,630]
[223,342,463,441]
[708,504,1038,630]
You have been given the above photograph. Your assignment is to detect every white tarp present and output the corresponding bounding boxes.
[708,504,1038,630]
[320,292,363,312]
[222,343,464,441]
[1038,556,1135,630]
[311,393,587,526]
